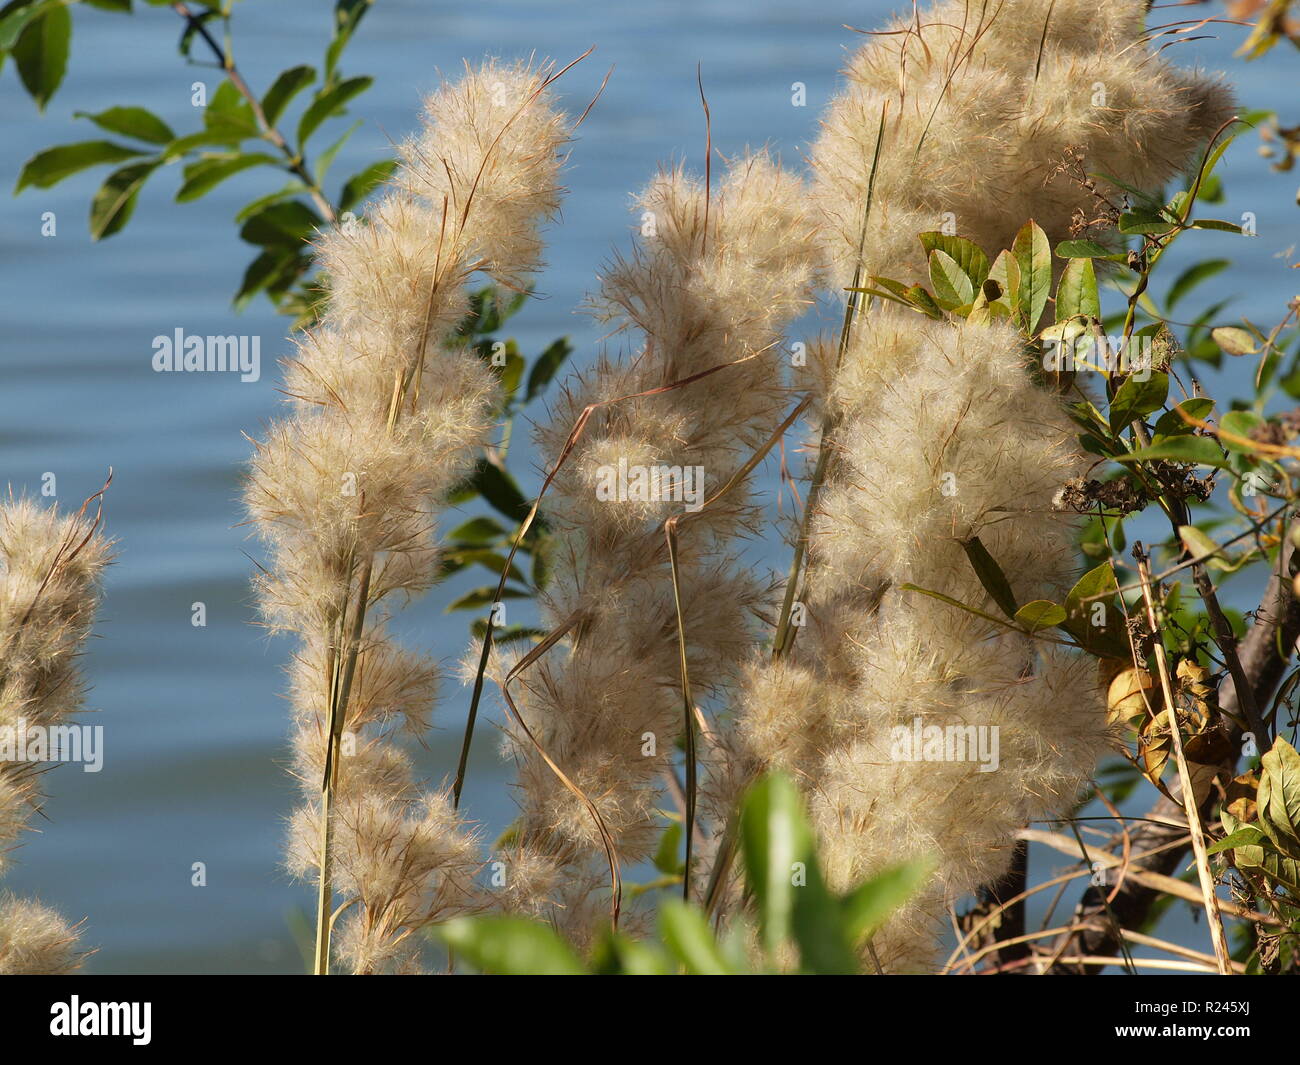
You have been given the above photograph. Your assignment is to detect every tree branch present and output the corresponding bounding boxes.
[170,2,337,224]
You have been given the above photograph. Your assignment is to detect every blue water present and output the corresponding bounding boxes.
[1,1,1295,973]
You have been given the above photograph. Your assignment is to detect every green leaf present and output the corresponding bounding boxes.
[177,152,279,202]
[739,772,808,958]
[462,287,506,335]
[313,118,361,183]
[12,3,68,110]
[1065,562,1119,621]
[502,287,531,323]
[1206,826,1268,855]
[531,531,550,590]
[739,773,857,974]
[987,249,1021,320]
[338,158,396,214]
[1108,372,1169,432]
[1114,435,1228,470]
[928,248,976,310]
[1196,133,1238,189]
[14,139,146,191]
[261,64,316,127]
[89,159,160,240]
[859,276,945,318]
[854,276,906,301]
[903,284,945,319]
[1190,219,1244,234]
[468,621,545,644]
[204,79,258,140]
[445,547,527,583]
[918,232,989,286]
[234,247,297,310]
[325,0,374,84]
[1258,736,1300,859]
[1015,599,1067,632]
[239,200,322,248]
[1195,174,1224,204]
[1119,207,1175,236]
[1166,259,1230,312]
[1056,238,1117,259]
[1011,219,1051,331]
[1056,256,1099,322]
[1153,398,1214,437]
[900,583,1022,632]
[790,881,859,974]
[0,0,66,53]
[444,585,530,613]
[658,900,732,974]
[1067,398,1110,434]
[74,105,174,145]
[1078,434,1113,459]
[497,350,525,405]
[447,516,507,545]
[653,822,684,876]
[233,182,307,223]
[839,859,933,943]
[1211,326,1259,357]
[158,128,243,162]
[1218,409,1265,454]
[1221,810,1300,895]
[851,285,912,311]
[1060,560,1128,658]
[297,75,372,150]
[437,916,586,975]
[1236,843,1300,895]
[524,338,573,403]
[960,537,1019,619]
[1178,524,1227,566]
[466,458,531,525]
[588,931,672,976]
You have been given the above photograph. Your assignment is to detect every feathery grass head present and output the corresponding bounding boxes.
[0,495,109,972]
[492,151,821,937]
[0,895,83,975]
[712,0,1230,970]
[0,498,110,730]
[812,312,1085,603]
[245,56,574,972]
[811,0,1235,285]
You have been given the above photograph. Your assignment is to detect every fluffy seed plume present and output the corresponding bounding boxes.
[245,58,572,974]
[0,493,110,974]
[714,0,1232,971]
[811,0,1234,286]
[494,152,818,937]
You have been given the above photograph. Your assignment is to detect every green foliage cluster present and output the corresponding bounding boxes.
[440,773,931,975]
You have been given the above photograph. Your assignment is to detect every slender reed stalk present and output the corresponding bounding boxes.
[1133,546,1232,975]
